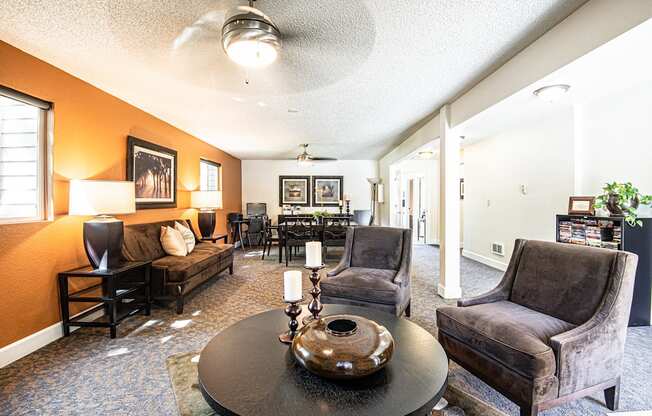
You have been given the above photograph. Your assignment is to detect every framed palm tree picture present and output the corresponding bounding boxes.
[127,136,177,209]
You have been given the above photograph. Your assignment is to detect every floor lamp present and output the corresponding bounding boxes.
[367,178,383,226]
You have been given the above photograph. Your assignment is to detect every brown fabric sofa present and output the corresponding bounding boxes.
[321,226,412,317]
[436,239,638,416]
[122,219,234,314]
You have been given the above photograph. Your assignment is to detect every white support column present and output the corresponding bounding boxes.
[438,105,462,299]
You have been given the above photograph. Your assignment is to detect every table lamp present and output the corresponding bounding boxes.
[191,190,223,238]
[69,180,136,270]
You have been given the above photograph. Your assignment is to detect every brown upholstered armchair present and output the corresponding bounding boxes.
[436,239,638,416]
[320,226,412,317]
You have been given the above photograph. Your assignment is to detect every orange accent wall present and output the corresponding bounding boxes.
[0,41,241,348]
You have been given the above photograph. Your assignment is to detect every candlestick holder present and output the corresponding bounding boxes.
[303,265,326,325]
[279,298,304,344]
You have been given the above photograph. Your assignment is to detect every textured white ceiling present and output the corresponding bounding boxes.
[0,0,585,160]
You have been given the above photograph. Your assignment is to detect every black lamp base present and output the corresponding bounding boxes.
[83,218,124,270]
[198,210,216,238]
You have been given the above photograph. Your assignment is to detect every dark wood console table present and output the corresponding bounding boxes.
[58,261,152,338]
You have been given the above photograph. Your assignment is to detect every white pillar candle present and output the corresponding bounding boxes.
[284,270,302,302]
[305,241,322,268]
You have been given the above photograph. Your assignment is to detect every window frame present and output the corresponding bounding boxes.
[199,158,221,192]
[0,85,53,224]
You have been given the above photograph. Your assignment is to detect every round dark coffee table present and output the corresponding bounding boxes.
[198,305,449,416]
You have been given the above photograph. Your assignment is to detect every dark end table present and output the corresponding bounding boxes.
[200,233,228,244]
[58,261,152,339]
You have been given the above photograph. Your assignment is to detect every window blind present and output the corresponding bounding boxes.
[200,159,221,192]
[0,95,42,219]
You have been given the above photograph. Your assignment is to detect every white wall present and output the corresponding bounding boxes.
[462,109,575,270]
[241,160,378,220]
[575,80,652,200]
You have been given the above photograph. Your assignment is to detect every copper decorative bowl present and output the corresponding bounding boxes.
[291,314,394,379]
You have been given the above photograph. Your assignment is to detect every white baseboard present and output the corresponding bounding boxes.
[0,308,104,368]
[462,249,508,271]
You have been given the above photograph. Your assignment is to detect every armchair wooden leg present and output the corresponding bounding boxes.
[519,405,538,416]
[604,379,620,411]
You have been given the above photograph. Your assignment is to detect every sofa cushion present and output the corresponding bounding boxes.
[320,267,399,305]
[510,240,616,325]
[350,227,405,270]
[152,242,230,282]
[437,301,576,379]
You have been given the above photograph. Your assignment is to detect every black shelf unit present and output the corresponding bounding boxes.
[556,214,652,327]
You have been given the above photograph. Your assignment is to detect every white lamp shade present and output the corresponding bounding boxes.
[69,180,135,216]
[191,191,223,209]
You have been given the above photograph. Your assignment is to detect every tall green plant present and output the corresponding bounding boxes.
[594,182,652,227]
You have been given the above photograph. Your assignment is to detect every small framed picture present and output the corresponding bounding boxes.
[568,196,595,215]
[460,178,465,200]
[312,176,343,206]
[279,176,310,207]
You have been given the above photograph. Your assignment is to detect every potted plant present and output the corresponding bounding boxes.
[311,210,330,224]
[594,182,652,227]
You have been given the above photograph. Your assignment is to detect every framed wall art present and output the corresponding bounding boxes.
[127,136,177,209]
[279,176,310,207]
[312,176,343,207]
[568,196,595,215]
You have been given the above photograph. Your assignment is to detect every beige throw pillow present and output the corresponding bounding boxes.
[174,221,196,254]
[160,226,188,257]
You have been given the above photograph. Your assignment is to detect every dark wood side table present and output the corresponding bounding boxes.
[58,261,152,339]
[200,233,228,244]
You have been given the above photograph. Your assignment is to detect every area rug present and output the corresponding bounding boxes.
[166,351,507,416]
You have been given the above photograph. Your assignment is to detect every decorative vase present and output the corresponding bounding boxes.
[606,194,639,217]
[291,314,394,379]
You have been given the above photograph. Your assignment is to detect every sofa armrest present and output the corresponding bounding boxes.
[549,251,637,395]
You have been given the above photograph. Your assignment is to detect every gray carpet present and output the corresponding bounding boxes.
[0,245,650,415]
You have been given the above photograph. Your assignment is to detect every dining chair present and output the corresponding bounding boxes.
[283,217,316,266]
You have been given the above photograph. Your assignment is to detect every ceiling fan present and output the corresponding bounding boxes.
[173,0,283,69]
[294,144,338,167]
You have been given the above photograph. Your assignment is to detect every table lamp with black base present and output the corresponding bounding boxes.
[69,180,135,270]
[191,190,223,239]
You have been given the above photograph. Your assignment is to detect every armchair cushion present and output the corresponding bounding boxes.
[510,241,615,325]
[350,227,404,270]
[320,267,400,305]
[437,301,576,379]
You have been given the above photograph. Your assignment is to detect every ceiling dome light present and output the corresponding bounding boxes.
[222,6,281,68]
[533,84,571,102]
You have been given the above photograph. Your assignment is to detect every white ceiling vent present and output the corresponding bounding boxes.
[491,242,505,257]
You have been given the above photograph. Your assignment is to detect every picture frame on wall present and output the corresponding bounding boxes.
[312,176,344,207]
[279,176,311,207]
[568,196,595,215]
[127,136,177,209]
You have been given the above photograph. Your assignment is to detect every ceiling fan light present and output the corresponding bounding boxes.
[225,39,278,68]
[222,8,281,68]
[297,158,313,168]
